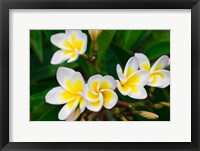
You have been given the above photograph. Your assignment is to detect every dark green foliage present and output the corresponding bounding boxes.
[30,30,170,121]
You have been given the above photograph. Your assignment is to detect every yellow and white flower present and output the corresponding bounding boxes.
[45,67,86,120]
[83,75,118,112]
[135,53,170,88]
[50,30,87,64]
[116,57,149,99]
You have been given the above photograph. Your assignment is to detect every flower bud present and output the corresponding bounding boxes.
[160,102,170,107]
[89,30,102,41]
[133,110,159,119]
[139,111,159,119]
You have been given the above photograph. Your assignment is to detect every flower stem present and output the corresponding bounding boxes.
[80,110,89,121]
[81,54,101,73]
[99,108,106,121]
[117,100,132,108]
[82,54,93,63]
[88,112,97,121]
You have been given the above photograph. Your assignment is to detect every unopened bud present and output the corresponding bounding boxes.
[160,102,170,107]
[89,30,102,41]
[133,111,159,119]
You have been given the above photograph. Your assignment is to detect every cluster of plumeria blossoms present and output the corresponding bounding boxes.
[45,30,170,121]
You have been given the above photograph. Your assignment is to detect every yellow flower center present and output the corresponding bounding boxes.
[62,33,84,53]
[142,63,150,71]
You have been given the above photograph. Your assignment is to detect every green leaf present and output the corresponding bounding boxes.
[76,57,96,79]
[96,30,116,68]
[141,30,170,50]
[30,81,58,95]
[31,102,61,121]
[111,43,132,66]
[37,106,62,121]
[30,63,79,84]
[119,30,151,50]
[145,41,170,61]
[104,43,132,79]
[43,30,65,39]
[136,30,170,61]
[30,89,50,107]
[30,89,62,121]
[30,30,43,63]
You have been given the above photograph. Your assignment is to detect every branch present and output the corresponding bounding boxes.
[117,100,132,108]
[88,112,97,121]
[99,108,106,121]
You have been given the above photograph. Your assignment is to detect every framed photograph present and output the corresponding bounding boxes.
[0,0,199,151]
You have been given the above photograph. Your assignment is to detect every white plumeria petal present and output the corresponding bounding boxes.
[83,85,99,102]
[101,89,118,109]
[46,66,87,121]
[116,80,131,95]
[168,58,170,66]
[135,53,151,71]
[45,86,73,105]
[86,93,103,112]
[126,70,149,86]
[116,64,127,83]
[67,49,79,63]
[65,108,81,121]
[88,74,102,94]
[56,67,75,91]
[65,30,87,54]
[153,70,170,88]
[85,75,118,112]
[99,75,117,90]
[51,50,72,65]
[65,30,82,35]
[50,30,87,65]
[128,85,147,99]
[70,71,85,93]
[58,98,80,120]
[124,57,139,78]
[79,98,86,113]
[150,55,170,73]
[76,32,87,54]
[147,75,163,87]
[50,33,67,50]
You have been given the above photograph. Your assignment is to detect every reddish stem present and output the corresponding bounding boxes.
[88,112,97,121]
[117,100,132,108]
[80,111,89,121]
[99,109,106,121]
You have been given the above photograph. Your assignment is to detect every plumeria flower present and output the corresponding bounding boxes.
[83,75,118,112]
[50,30,87,64]
[45,67,86,120]
[116,57,149,99]
[135,53,170,88]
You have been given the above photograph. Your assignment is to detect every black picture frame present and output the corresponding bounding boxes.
[0,0,199,150]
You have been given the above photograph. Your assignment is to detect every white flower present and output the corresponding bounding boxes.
[45,67,86,120]
[116,57,149,99]
[50,30,87,64]
[83,75,118,112]
[135,53,170,88]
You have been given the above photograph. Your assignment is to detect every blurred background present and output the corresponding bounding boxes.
[30,30,170,121]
